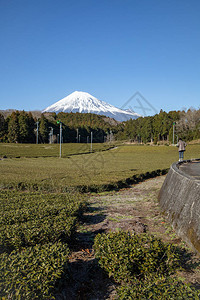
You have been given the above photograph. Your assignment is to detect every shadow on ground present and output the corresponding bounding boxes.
[56,205,116,300]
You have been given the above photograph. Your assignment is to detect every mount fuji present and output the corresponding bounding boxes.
[42,91,140,122]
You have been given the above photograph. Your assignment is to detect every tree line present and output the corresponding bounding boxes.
[115,109,200,143]
[0,111,116,143]
[0,109,199,144]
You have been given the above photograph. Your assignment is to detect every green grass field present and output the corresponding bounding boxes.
[0,143,199,191]
[0,142,114,158]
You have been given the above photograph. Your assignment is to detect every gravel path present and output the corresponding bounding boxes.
[60,175,200,300]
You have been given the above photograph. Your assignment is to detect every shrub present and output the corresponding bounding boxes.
[94,231,200,299]
[117,276,200,299]
[0,190,86,252]
[0,189,86,298]
[0,242,69,299]
[93,231,180,283]
[0,215,76,252]
[0,190,85,226]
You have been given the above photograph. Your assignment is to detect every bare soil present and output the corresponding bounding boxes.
[61,176,200,299]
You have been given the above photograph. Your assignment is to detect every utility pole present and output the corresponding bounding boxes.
[49,127,53,144]
[51,127,53,143]
[60,122,62,158]
[36,121,39,144]
[57,121,62,158]
[76,128,78,143]
[91,131,93,152]
[173,122,175,145]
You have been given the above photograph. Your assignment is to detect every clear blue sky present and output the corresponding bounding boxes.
[0,0,200,115]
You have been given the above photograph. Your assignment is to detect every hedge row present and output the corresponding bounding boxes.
[76,168,169,193]
[0,215,76,252]
[0,242,69,299]
[94,231,179,282]
[0,191,86,253]
[0,168,169,193]
[0,190,86,299]
[117,277,200,300]
[93,231,200,299]
[0,190,85,225]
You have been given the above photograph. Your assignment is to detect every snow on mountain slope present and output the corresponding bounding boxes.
[42,91,140,122]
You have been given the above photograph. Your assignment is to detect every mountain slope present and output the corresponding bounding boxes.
[42,91,140,122]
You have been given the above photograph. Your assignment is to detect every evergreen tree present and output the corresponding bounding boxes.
[7,111,20,143]
[27,112,36,143]
[18,111,30,143]
[0,113,6,142]
[39,114,49,143]
[141,117,153,143]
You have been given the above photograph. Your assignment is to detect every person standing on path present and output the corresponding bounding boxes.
[176,138,187,161]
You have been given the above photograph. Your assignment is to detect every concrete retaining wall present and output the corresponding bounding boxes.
[158,161,200,253]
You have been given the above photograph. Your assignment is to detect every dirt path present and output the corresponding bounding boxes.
[62,176,200,299]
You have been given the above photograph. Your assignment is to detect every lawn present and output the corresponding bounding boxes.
[0,143,199,191]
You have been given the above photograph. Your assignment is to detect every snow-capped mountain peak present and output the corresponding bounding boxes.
[42,91,140,122]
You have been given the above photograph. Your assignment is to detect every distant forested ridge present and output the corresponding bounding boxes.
[0,109,199,143]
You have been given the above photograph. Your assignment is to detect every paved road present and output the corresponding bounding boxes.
[179,161,200,180]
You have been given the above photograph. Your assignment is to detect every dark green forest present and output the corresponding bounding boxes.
[0,111,118,143]
[116,109,200,143]
[0,109,199,144]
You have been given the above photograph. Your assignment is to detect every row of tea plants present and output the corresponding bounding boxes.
[94,231,200,299]
[0,190,86,299]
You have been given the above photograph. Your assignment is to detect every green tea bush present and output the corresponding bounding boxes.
[0,215,76,252]
[0,242,69,299]
[0,190,86,252]
[0,190,87,298]
[94,231,200,299]
[75,169,169,193]
[93,231,180,283]
[0,190,85,226]
[117,277,200,299]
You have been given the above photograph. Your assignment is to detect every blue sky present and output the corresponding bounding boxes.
[0,0,200,115]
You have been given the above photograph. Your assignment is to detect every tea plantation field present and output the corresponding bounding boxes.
[0,190,86,299]
[0,143,199,298]
[0,143,199,191]
[0,142,114,158]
